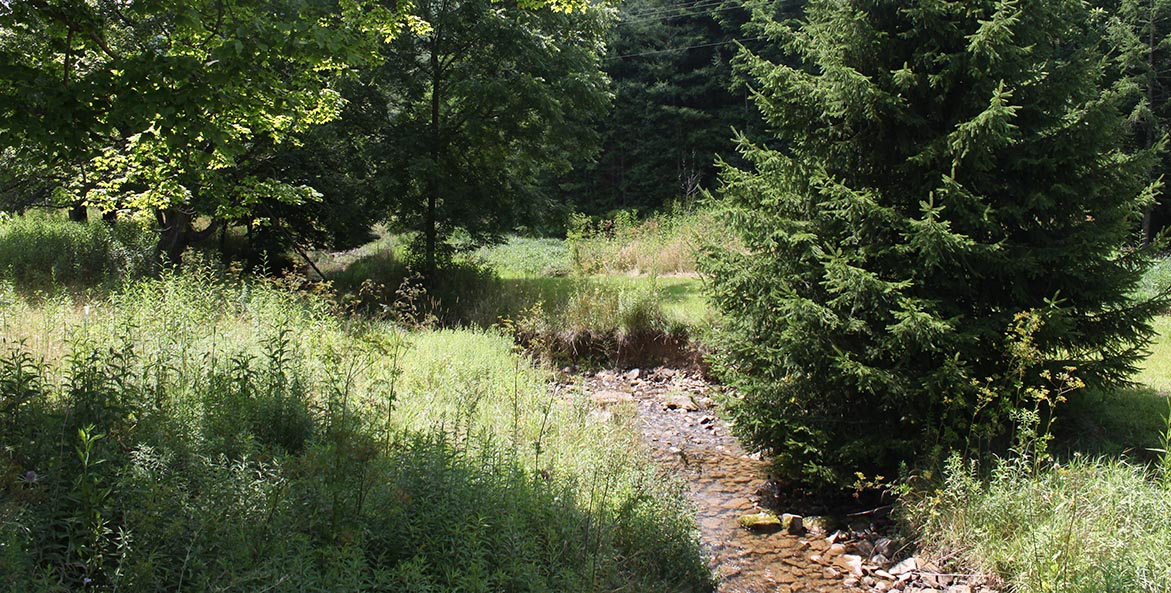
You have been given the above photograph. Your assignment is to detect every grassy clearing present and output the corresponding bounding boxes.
[0,269,712,592]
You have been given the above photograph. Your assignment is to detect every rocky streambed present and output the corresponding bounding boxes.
[559,366,1002,593]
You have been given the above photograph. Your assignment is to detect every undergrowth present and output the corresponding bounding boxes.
[0,212,154,291]
[0,268,712,592]
[566,207,717,276]
[908,451,1171,593]
[905,307,1171,593]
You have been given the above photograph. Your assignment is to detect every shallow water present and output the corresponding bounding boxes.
[576,368,850,593]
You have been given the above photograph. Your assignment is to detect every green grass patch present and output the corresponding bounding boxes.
[471,236,572,278]
[0,269,712,593]
[1139,315,1171,394]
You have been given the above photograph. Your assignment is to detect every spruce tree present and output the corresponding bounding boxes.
[704,0,1166,486]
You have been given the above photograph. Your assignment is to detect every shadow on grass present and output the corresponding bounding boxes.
[1054,386,1171,460]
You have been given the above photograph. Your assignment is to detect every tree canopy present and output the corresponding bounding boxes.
[1,0,400,262]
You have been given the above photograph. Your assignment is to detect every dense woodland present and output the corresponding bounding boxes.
[4,1,1171,592]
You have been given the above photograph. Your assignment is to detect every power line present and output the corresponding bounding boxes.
[605,36,762,60]
[616,4,747,26]
[620,0,729,20]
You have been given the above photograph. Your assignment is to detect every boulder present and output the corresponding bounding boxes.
[781,513,805,534]
[834,554,864,577]
[889,557,918,576]
[664,393,699,411]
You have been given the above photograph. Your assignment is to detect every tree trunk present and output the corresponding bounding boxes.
[68,202,87,222]
[155,208,221,269]
[156,208,193,267]
[425,31,442,275]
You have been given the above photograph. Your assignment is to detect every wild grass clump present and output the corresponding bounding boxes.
[0,213,154,290]
[906,451,1171,593]
[0,269,712,593]
[568,207,719,276]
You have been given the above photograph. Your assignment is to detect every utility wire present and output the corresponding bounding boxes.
[619,0,728,20]
[605,36,761,60]
[616,4,747,26]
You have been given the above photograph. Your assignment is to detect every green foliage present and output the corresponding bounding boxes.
[0,213,153,289]
[0,0,399,262]
[705,0,1167,488]
[364,0,611,270]
[907,451,1171,593]
[0,270,712,593]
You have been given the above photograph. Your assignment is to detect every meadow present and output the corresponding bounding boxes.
[0,216,713,592]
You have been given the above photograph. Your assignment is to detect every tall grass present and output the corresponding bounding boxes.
[0,212,154,290]
[566,208,718,276]
[0,269,712,592]
[907,452,1171,593]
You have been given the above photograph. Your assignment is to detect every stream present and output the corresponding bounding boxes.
[569,367,850,593]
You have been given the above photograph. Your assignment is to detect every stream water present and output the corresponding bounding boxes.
[573,368,850,593]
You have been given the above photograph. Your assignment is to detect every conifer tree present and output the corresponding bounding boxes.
[1099,0,1171,240]
[704,0,1166,486]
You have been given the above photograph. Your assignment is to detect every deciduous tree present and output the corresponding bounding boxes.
[0,0,399,263]
[371,0,611,271]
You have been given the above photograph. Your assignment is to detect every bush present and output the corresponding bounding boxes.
[704,0,1166,488]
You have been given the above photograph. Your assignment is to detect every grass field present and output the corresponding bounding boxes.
[0,268,713,593]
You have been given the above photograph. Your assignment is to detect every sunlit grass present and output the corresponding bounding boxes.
[0,269,713,592]
[1138,315,1171,394]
